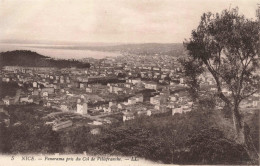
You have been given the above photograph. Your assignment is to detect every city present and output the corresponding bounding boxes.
[0,0,259,165]
[0,51,191,131]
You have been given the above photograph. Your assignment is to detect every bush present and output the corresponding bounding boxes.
[184,128,250,164]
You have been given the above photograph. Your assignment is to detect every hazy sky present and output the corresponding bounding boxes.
[0,0,259,43]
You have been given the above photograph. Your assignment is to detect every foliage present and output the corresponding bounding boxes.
[182,7,260,160]
[0,123,11,153]
[185,128,250,164]
[243,110,260,153]
[82,109,251,164]
[59,126,98,154]
[0,81,20,99]
[1,104,256,164]
[179,58,204,100]
[183,7,259,107]
[9,124,60,153]
[2,106,60,154]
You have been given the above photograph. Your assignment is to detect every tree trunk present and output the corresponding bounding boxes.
[232,106,259,163]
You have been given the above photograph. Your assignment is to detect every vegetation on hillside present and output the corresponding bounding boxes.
[1,104,258,165]
[0,106,60,154]
[0,81,20,100]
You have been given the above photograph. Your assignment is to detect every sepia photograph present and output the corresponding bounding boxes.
[0,0,259,165]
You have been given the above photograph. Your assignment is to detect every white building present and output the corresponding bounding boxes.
[3,98,10,105]
[60,104,69,112]
[144,82,158,90]
[172,107,183,115]
[169,95,177,102]
[86,87,92,93]
[33,82,38,88]
[42,92,48,97]
[129,78,142,85]
[19,97,33,103]
[76,103,88,115]
[150,95,161,105]
[123,112,135,122]
[180,78,184,84]
[103,107,112,113]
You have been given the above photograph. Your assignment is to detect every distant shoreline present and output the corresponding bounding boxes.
[0,43,122,60]
[0,43,185,60]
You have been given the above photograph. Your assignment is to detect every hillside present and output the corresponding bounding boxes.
[0,50,90,68]
[1,104,257,164]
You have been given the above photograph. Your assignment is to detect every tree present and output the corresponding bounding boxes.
[179,58,204,100]
[182,7,259,161]
[185,128,249,164]
[0,123,11,153]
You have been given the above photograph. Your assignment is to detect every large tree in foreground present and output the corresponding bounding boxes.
[182,8,259,161]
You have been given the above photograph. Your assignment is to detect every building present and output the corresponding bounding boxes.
[147,109,165,116]
[90,128,101,135]
[128,94,144,105]
[179,78,184,84]
[2,77,10,82]
[123,112,135,122]
[152,67,160,71]
[103,107,112,113]
[172,107,183,115]
[79,82,87,89]
[42,91,48,97]
[32,89,40,96]
[252,100,260,108]
[86,87,93,93]
[169,95,178,102]
[93,121,103,125]
[144,82,158,90]
[60,104,70,112]
[128,78,142,85]
[41,87,55,97]
[3,66,57,72]
[19,96,33,103]
[172,105,192,116]
[150,95,161,105]
[33,82,38,88]
[2,96,15,105]
[2,98,10,105]
[125,83,132,88]
[109,101,116,108]
[109,86,123,94]
[76,103,88,115]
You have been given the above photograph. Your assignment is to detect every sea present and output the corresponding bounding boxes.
[0,43,121,59]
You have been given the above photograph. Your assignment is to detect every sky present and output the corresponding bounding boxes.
[0,0,259,44]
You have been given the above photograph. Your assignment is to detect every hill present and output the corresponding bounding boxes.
[0,99,258,164]
[0,50,90,68]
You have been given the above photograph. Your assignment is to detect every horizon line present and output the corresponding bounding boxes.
[0,39,183,46]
